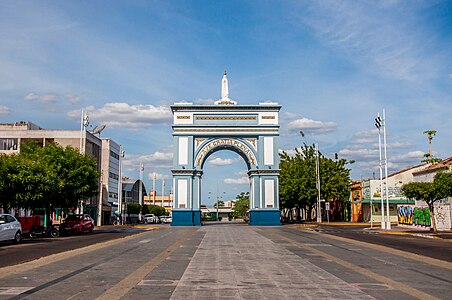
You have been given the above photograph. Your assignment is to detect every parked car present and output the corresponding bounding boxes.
[0,214,22,243]
[143,214,159,224]
[160,216,172,224]
[60,214,94,234]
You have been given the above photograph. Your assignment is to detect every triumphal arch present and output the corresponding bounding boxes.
[171,72,281,226]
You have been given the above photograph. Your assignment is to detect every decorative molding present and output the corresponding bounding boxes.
[261,116,275,119]
[195,138,257,166]
[195,116,256,121]
[177,115,191,119]
[248,169,280,176]
[172,169,204,176]
[195,138,207,149]
[171,105,281,112]
[246,138,257,150]
[174,128,278,133]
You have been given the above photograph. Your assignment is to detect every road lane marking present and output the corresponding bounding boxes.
[303,229,452,269]
[0,230,152,279]
[96,229,198,300]
[268,231,440,300]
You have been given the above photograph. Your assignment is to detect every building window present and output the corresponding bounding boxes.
[110,150,119,160]
[0,138,18,150]
[109,172,119,180]
[108,192,118,199]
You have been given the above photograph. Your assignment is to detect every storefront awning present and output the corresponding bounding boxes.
[352,199,415,204]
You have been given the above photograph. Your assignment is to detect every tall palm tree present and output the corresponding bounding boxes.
[423,130,437,159]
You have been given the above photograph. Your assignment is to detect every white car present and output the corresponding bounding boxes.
[0,214,22,243]
[143,214,158,224]
[160,216,172,224]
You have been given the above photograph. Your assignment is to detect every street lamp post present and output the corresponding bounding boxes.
[152,173,156,205]
[118,147,125,224]
[78,109,89,214]
[382,109,391,229]
[375,113,386,229]
[315,144,322,223]
[139,162,144,222]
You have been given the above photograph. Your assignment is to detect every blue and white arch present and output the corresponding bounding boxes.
[171,72,281,226]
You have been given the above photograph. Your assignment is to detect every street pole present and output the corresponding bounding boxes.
[216,182,219,221]
[97,173,103,226]
[152,173,156,205]
[139,162,144,222]
[79,110,89,215]
[119,147,125,224]
[162,176,165,207]
[315,144,321,223]
[383,109,391,230]
[376,114,385,229]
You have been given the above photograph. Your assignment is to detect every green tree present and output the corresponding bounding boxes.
[232,192,249,220]
[279,144,352,221]
[0,141,99,215]
[401,171,452,232]
[213,200,225,208]
[422,130,441,163]
[127,202,141,214]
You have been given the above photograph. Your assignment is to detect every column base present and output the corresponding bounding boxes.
[249,209,281,226]
[171,210,201,226]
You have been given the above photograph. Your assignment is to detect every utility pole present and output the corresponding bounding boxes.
[315,144,321,223]
[162,176,165,207]
[375,113,385,229]
[139,162,144,222]
[118,147,125,224]
[152,173,156,205]
[383,109,391,229]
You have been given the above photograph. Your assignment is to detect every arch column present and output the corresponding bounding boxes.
[248,169,280,225]
[171,169,202,226]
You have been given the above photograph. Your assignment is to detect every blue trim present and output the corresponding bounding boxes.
[249,210,280,226]
[171,210,202,226]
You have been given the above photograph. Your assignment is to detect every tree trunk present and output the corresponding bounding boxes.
[428,203,437,233]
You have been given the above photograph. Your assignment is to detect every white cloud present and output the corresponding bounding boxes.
[296,1,438,81]
[207,157,236,166]
[288,117,337,134]
[64,93,83,104]
[391,150,424,163]
[0,105,11,115]
[24,92,58,103]
[224,177,249,184]
[147,172,171,181]
[123,150,173,171]
[339,148,378,160]
[193,98,215,105]
[67,102,172,129]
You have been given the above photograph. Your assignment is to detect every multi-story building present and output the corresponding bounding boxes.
[101,139,121,222]
[144,190,173,213]
[0,121,120,225]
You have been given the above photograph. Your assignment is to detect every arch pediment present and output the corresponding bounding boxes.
[195,138,257,168]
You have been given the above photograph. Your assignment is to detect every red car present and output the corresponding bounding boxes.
[61,214,95,233]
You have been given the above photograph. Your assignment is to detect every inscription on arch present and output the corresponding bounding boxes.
[195,138,257,167]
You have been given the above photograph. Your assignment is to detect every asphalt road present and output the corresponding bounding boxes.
[0,226,147,268]
[0,224,450,299]
[312,225,452,262]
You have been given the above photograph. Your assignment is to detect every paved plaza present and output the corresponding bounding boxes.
[0,223,451,299]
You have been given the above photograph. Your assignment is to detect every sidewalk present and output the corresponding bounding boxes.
[292,222,452,240]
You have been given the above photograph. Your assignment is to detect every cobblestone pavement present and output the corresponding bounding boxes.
[170,226,373,299]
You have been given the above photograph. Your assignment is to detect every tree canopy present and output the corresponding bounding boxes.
[0,141,99,212]
[232,192,249,219]
[279,144,351,221]
[402,171,452,232]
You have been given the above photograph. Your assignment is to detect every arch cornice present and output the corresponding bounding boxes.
[194,138,257,168]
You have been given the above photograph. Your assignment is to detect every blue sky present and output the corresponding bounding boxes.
[1,1,451,206]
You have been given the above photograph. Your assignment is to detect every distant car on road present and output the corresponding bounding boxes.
[160,216,172,224]
[143,214,159,224]
[0,214,22,243]
[61,214,94,234]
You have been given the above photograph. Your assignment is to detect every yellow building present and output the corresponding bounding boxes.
[144,190,173,213]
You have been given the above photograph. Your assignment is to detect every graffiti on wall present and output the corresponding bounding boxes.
[398,204,451,230]
[397,205,431,228]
